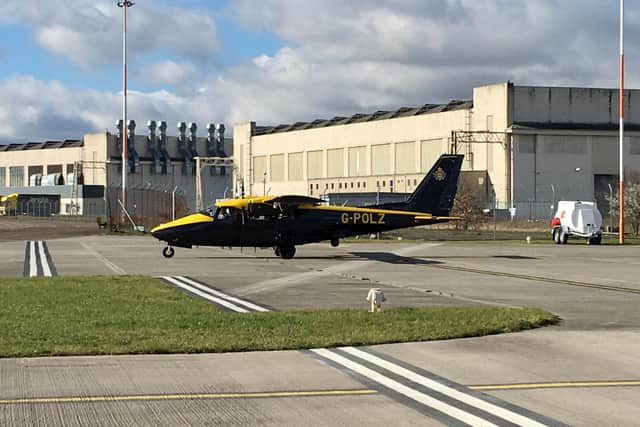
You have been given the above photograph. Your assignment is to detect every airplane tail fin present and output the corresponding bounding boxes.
[375,154,464,215]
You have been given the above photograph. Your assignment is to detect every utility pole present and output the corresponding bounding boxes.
[117,1,134,222]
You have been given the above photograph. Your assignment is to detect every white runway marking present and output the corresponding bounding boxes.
[80,242,127,275]
[29,241,37,277]
[25,241,55,277]
[38,242,52,277]
[312,348,498,426]
[341,347,548,427]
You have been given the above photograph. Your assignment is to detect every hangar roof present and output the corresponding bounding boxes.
[253,100,472,136]
[0,139,82,152]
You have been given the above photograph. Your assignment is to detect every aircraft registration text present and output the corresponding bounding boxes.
[340,213,386,225]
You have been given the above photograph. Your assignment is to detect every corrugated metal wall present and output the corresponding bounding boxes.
[270,154,284,182]
[288,152,303,181]
[395,142,415,174]
[327,148,344,177]
[307,150,323,179]
[253,156,267,183]
[371,144,391,175]
[348,146,366,177]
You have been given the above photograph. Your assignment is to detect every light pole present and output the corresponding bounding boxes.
[117,1,134,222]
[263,171,267,196]
[619,0,625,244]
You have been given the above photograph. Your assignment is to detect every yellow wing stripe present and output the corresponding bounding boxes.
[150,213,213,233]
[304,204,433,217]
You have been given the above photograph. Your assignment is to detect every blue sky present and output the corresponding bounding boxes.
[0,0,637,141]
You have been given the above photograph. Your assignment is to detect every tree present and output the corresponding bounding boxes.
[451,182,486,231]
[606,181,640,236]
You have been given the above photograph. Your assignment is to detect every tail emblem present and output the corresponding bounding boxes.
[433,167,446,181]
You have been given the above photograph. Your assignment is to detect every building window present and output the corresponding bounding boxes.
[389,180,393,187]
[363,182,366,188]
[316,184,319,189]
[331,183,334,189]
[325,183,328,189]
[414,179,417,185]
[357,182,360,188]
[9,166,24,187]
[339,183,342,189]
[310,184,313,190]
[350,182,354,188]
[382,181,386,187]
[0,167,5,187]
[631,139,640,155]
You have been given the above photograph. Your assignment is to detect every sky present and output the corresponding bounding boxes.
[0,0,638,142]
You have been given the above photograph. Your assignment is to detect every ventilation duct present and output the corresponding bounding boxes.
[157,121,171,174]
[188,122,199,158]
[127,120,140,173]
[177,121,193,174]
[146,120,162,174]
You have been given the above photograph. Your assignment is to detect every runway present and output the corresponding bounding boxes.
[1,236,639,425]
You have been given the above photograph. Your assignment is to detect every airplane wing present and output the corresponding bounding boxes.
[268,195,324,206]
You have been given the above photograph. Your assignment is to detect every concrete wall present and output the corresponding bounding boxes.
[511,86,640,125]
[234,109,471,197]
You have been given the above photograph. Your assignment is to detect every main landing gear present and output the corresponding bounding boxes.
[274,234,296,259]
[162,246,175,258]
[330,237,340,247]
[274,244,296,259]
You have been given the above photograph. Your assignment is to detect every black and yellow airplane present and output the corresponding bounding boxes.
[151,154,463,259]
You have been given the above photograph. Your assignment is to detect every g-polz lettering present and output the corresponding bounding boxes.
[340,213,385,224]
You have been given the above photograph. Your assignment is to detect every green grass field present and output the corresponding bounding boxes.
[0,276,559,358]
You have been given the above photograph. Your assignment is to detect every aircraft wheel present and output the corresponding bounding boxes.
[279,245,296,259]
[163,246,175,258]
[330,238,339,247]
[274,247,281,257]
[552,228,560,244]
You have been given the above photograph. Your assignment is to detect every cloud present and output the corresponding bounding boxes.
[136,60,197,86]
[2,0,640,142]
[0,0,219,68]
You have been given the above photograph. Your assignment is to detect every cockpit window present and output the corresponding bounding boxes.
[201,206,217,218]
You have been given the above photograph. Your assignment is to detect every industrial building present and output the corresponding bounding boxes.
[234,82,640,219]
[0,121,232,223]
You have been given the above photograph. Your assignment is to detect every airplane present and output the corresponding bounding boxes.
[151,154,464,259]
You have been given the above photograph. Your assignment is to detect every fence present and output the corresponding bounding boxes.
[106,187,189,231]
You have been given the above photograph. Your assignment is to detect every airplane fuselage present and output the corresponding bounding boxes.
[152,205,447,249]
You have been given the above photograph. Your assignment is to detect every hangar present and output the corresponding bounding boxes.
[0,121,232,223]
[233,82,640,219]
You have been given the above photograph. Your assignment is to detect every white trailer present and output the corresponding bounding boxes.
[551,201,603,245]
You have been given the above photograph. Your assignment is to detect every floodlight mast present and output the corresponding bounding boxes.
[619,0,625,244]
[117,1,134,224]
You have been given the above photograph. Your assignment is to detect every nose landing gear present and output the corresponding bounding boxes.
[162,246,175,258]
[330,237,339,247]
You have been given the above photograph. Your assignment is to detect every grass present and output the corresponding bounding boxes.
[0,276,559,358]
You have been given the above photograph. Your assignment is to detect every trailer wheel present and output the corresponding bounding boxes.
[560,230,568,245]
[588,235,602,245]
